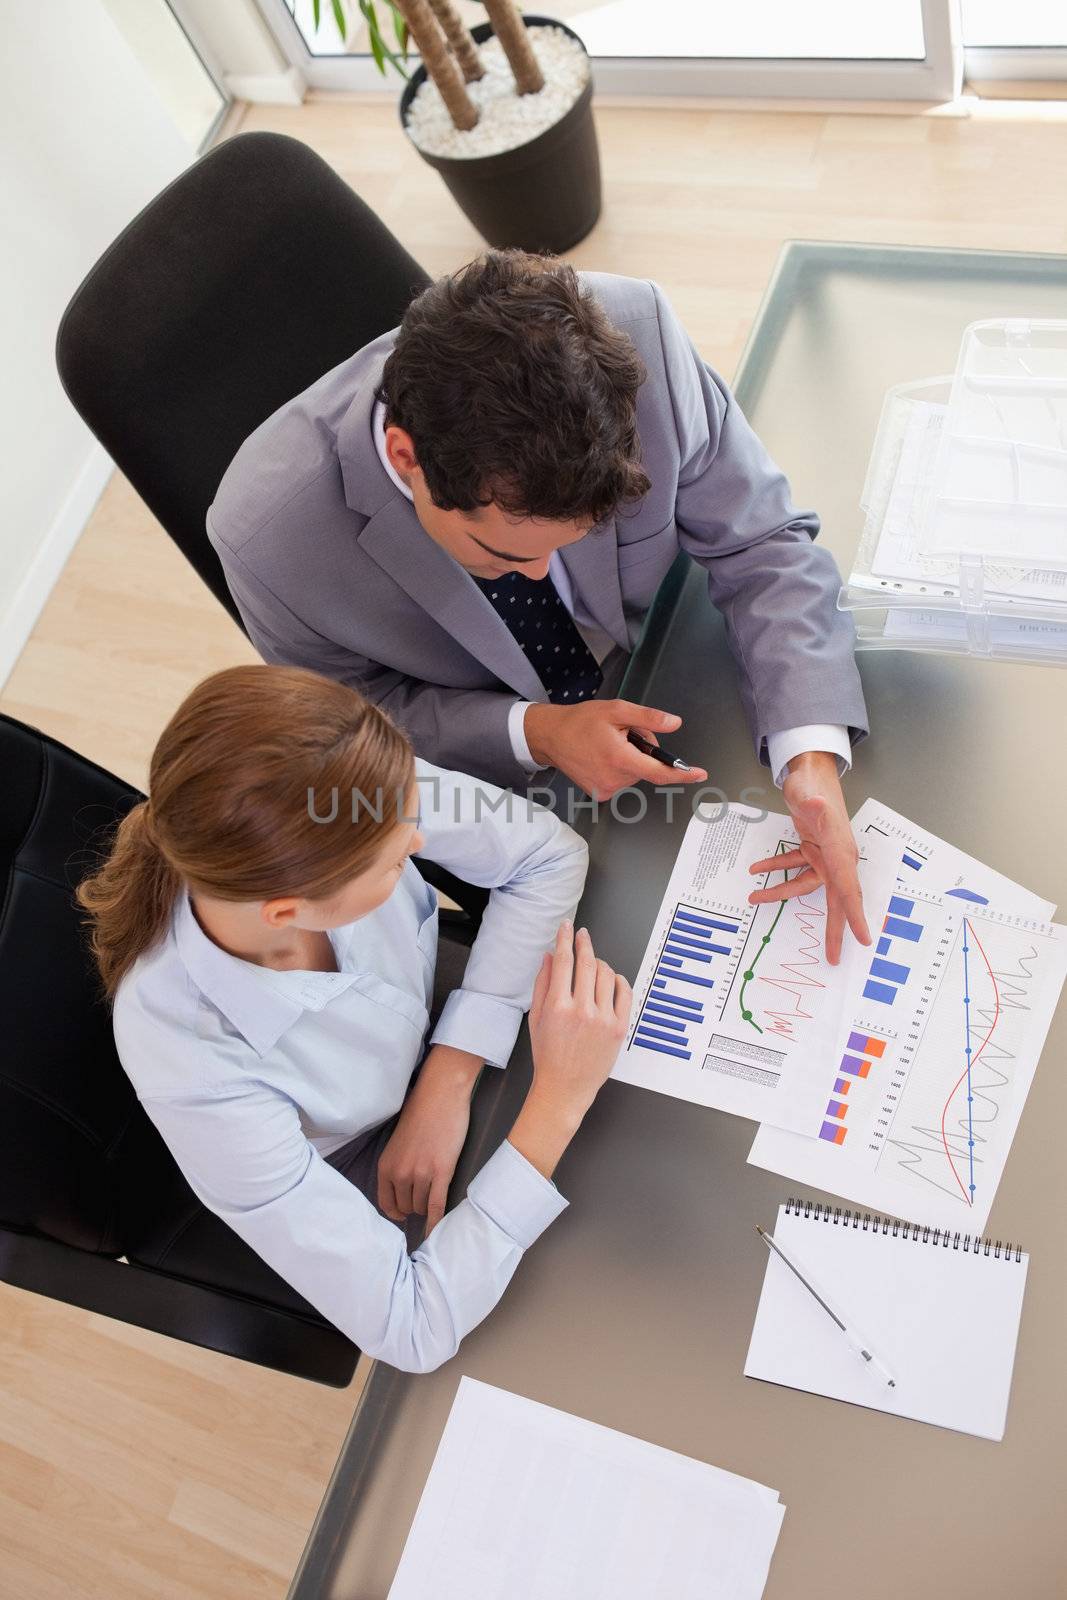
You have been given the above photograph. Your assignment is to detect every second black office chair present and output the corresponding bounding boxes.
[0,713,360,1386]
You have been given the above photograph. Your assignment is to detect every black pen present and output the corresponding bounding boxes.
[626,730,692,773]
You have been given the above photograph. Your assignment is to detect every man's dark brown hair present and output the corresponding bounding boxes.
[377,248,651,525]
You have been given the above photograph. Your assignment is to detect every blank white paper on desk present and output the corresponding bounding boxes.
[745,1204,1029,1441]
[387,1377,786,1600]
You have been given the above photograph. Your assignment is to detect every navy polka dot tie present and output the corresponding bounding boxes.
[473,571,603,703]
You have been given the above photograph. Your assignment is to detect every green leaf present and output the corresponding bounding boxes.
[312,0,321,31]
[389,3,409,58]
[331,0,347,42]
[359,0,410,79]
[357,0,383,75]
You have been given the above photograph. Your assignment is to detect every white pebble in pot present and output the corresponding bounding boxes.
[405,27,591,161]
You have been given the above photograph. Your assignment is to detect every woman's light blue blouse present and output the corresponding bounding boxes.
[113,759,588,1372]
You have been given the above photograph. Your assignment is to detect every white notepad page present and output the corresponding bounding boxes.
[745,1204,1029,1441]
[388,1378,786,1600]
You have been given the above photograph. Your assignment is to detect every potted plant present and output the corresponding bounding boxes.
[313,1,601,252]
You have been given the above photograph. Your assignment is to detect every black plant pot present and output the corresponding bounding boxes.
[398,16,601,254]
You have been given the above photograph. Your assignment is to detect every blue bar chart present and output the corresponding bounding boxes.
[630,903,740,1060]
[862,893,924,1006]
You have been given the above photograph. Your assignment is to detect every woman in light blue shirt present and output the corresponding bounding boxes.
[78,664,631,1373]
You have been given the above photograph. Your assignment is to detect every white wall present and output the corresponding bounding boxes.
[0,2,195,687]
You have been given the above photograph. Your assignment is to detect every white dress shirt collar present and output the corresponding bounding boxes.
[172,890,359,1058]
[372,397,414,500]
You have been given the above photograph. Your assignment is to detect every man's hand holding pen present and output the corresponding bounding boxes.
[523,699,708,801]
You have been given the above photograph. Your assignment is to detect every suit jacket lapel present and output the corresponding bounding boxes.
[557,519,629,651]
[355,499,548,701]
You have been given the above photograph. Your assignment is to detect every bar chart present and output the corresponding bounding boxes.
[819,1030,889,1145]
[863,892,924,1006]
[614,804,903,1131]
[630,902,740,1061]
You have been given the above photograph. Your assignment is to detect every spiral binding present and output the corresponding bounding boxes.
[784,1198,1024,1262]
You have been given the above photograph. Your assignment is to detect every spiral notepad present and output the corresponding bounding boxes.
[745,1200,1030,1441]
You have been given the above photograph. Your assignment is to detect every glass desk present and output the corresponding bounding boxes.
[290,243,1067,1599]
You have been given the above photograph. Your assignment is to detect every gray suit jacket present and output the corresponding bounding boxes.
[207,272,868,791]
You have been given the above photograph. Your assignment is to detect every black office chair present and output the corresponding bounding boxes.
[55,129,431,627]
[54,128,489,921]
[0,714,359,1385]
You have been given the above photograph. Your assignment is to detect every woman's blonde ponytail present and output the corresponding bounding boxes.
[77,801,181,1000]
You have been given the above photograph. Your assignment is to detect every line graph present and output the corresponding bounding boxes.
[881,914,1044,1210]
[724,842,829,1044]
[939,918,1001,1205]
[736,841,790,1033]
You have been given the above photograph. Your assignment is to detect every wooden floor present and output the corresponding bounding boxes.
[3,91,1067,1598]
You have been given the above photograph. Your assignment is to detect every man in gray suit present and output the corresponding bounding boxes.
[208,251,871,961]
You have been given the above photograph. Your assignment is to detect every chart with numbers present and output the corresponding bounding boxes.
[612,803,901,1133]
[749,801,1067,1231]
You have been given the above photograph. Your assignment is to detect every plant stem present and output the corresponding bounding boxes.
[426,0,484,82]
[482,0,544,95]
[395,0,479,130]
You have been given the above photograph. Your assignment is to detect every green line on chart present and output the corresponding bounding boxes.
[738,840,793,1035]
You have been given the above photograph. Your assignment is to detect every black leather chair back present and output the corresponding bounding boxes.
[54,131,432,625]
[0,714,358,1384]
[0,715,151,1250]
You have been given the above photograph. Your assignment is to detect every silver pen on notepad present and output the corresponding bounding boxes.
[756,1225,897,1390]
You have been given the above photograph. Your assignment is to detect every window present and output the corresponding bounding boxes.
[103,0,229,150]
[963,0,1067,88]
[260,0,961,101]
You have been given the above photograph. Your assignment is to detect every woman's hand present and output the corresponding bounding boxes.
[510,922,632,1178]
[377,1045,483,1235]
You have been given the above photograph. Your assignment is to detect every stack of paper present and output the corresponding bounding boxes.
[843,321,1067,662]
[612,798,1067,1232]
[388,1378,786,1600]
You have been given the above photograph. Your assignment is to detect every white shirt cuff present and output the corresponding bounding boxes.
[507,700,547,774]
[766,725,852,789]
[467,1139,569,1248]
[430,988,524,1069]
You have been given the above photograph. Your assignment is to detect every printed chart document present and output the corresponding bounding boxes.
[748,802,1067,1232]
[387,1378,786,1600]
[745,1202,1029,1441]
[852,797,1055,921]
[611,803,900,1133]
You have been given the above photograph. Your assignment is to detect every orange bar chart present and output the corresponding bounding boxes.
[819,1031,888,1144]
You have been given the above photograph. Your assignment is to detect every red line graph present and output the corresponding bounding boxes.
[754,895,828,1039]
[940,920,1000,1206]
